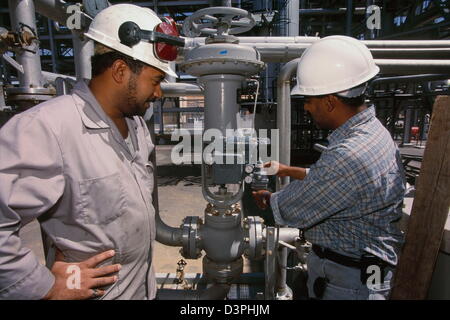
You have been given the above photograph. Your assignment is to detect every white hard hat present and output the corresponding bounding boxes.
[85,4,178,78]
[291,35,379,97]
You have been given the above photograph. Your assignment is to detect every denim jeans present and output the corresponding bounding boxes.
[306,251,394,300]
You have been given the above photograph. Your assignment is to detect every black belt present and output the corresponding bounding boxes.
[312,244,392,269]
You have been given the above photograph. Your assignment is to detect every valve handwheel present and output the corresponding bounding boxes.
[182,7,255,37]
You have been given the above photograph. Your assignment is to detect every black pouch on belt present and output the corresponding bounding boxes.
[313,277,329,299]
[360,254,386,285]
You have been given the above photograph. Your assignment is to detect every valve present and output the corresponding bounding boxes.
[174,259,192,289]
[182,7,255,38]
[0,26,37,55]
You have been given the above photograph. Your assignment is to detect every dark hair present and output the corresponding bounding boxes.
[334,95,366,108]
[91,51,146,77]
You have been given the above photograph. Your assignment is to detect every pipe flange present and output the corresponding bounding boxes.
[180,58,265,77]
[243,216,265,260]
[180,216,202,259]
[6,87,55,95]
[6,94,54,103]
[202,255,243,284]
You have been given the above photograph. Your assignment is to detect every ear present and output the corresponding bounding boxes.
[326,95,336,112]
[110,59,130,84]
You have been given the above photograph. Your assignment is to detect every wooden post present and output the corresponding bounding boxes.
[391,96,450,299]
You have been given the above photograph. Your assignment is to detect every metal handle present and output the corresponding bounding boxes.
[182,7,255,37]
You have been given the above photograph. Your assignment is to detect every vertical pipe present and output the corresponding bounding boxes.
[0,82,7,109]
[287,0,299,37]
[158,100,164,135]
[175,98,181,129]
[365,0,375,39]
[47,19,57,73]
[8,0,43,88]
[420,109,428,141]
[403,107,412,145]
[277,2,298,296]
[72,30,93,80]
[148,108,184,247]
[276,58,301,188]
[276,245,292,298]
[417,107,425,144]
[165,62,176,83]
[154,0,158,15]
[346,0,353,36]
[274,58,301,301]
[200,74,244,134]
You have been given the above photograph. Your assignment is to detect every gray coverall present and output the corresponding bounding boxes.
[0,81,157,299]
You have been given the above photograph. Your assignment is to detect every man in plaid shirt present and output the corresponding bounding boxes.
[253,36,406,300]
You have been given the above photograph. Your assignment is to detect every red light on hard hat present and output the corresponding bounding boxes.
[155,17,179,61]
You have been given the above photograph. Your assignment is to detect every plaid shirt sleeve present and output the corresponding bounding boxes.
[270,158,358,229]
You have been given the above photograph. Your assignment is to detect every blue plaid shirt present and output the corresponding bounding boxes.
[271,106,406,265]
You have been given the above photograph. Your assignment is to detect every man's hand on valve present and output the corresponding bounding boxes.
[263,160,288,177]
[252,190,272,210]
[43,249,121,300]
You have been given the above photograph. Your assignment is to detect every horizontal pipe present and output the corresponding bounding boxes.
[362,40,450,48]
[34,0,70,25]
[371,73,450,85]
[245,44,308,63]
[374,59,450,74]
[162,107,204,113]
[42,71,76,82]
[183,38,450,63]
[299,7,367,15]
[370,48,450,59]
[278,228,300,244]
[368,74,450,94]
[241,44,450,63]
[161,83,203,97]
[218,37,450,48]
[238,44,450,62]
[278,240,296,250]
[244,48,450,70]
[157,284,231,300]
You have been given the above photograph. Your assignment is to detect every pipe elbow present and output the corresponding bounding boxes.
[155,214,183,246]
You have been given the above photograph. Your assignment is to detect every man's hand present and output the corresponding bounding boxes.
[252,190,272,210]
[43,249,121,300]
[264,161,289,177]
[264,161,308,180]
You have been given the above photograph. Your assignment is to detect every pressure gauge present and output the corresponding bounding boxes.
[245,165,254,174]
